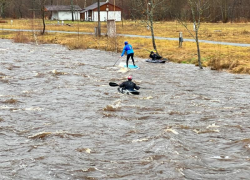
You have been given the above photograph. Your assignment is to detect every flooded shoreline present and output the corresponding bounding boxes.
[0,39,249,179]
[2,28,250,47]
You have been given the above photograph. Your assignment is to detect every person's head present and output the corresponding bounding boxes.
[153,50,156,54]
[124,41,128,45]
[128,75,132,81]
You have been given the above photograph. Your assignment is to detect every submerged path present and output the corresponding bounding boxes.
[2,28,250,47]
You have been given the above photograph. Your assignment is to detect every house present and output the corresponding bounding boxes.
[44,5,82,21]
[80,2,122,22]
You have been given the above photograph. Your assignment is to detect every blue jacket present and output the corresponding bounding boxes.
[121,44,134,56]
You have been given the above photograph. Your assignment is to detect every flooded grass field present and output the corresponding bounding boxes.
[0,39,250,179]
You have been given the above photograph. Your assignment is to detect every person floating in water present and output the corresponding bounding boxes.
[119,75,140,91]
[149,50,162,60]
[120,41,136,68]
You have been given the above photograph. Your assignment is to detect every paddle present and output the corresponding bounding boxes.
[109,82,119,86]
[109,82,140,95]
[113,57,121,66]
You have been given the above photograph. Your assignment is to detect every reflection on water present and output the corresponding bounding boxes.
[0,39,250,179]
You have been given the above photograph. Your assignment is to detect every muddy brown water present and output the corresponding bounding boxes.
[0,39,249,180]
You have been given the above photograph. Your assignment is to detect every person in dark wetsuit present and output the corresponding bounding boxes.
[119,75,140,91]
[120,41,136,68]
[149,51,162,60]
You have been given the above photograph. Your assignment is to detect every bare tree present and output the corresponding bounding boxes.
[36,0,47,35]
[131,0,169,55]
[0,0,10,18]
[84,0,87,8]
[147,0,157,52]
[217,0,229,23]
[97,0,101,37]
[16,0,24,18]
[177,0,209,69]
[230,0,237,23]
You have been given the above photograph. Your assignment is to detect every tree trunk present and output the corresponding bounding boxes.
[230,0,237,23]
[149,16,157,52]
[97,0,101,37]
[148,0,157,52]
[195,31,202,69]
[121,0,123,27]
[188,0,204,69]
[41,0,47,35]
[42,7,46,34]
[50,0,53,19]
[18,1,23,18]
[0,1,6,18]
[84,0,87,8]
[71,0,74,22]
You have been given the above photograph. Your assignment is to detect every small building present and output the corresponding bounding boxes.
[80,2,122,22]
[44,5,82,21]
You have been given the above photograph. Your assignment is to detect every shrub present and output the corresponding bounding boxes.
[13,32,30,43]
[241,30,249,35]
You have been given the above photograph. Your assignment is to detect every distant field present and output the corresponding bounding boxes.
[1,19,250,74]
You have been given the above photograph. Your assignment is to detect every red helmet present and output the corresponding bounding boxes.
[128,75,132,80]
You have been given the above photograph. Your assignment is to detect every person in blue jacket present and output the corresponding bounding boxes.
[120,41,136,68]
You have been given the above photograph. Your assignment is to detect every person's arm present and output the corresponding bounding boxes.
[119,82,125,88]
[156,54,162,59]
[134,83,140,90]
[121,47,126,57]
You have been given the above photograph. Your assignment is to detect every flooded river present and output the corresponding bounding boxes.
[0,39,249,179]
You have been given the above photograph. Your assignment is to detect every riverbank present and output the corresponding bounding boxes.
[1,19,250,74]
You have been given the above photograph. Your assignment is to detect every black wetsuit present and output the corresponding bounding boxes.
[127,53,135,67]
[119,80,140,91]
[149,53,162,60]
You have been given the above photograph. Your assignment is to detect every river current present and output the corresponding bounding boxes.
[0,39,249,180]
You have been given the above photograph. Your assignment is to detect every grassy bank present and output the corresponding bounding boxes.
[1,19,250,74]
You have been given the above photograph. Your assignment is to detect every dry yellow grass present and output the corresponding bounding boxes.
[1,19,250,74]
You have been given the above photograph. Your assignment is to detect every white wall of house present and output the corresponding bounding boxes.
[92,11,121,22]
[51,11,80,20]
[51,12,59,20]
[84,11,90,21]
[81,11,121,22]
[105,11,121,21]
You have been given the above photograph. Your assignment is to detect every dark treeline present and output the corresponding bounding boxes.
[0,0,250,22]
